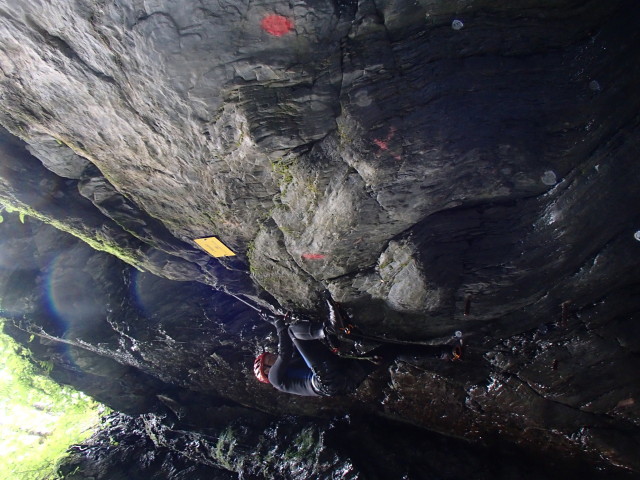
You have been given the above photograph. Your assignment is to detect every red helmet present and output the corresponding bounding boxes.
[253,353,271,384]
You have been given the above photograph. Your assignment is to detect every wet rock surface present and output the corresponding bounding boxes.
[59,410,631,480]
[0,0,639,477]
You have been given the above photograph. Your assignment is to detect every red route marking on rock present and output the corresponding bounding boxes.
[373,126,401,160]
[301,253,326,260]
[373,138,389,150]
[261,15,294,36]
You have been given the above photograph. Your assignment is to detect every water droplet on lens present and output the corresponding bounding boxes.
[541,170,557,185]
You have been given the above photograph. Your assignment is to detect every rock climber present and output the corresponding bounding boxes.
[253,302,462,397]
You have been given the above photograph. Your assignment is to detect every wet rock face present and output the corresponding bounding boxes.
[59,411,631,480]
[58,413,238,480]
[2,219,638,480]
[1,0,640,477]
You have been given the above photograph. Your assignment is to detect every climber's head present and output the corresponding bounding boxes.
[253,352,277,384]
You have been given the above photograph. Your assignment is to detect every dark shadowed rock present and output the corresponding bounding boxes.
[1,0,639,477]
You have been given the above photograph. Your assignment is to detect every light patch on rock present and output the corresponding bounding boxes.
[26,133,91,179]
[541,170,557,186]
[353,90,372,107]
[377,240,441,313]
[248,225,320,309]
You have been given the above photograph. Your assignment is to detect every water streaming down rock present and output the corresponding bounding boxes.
[0,0,639,477]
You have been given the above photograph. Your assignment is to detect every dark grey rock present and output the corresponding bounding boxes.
[0,0,639,477]
[26,133,91,179]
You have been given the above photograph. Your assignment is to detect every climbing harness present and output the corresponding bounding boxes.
[247,293,468,361]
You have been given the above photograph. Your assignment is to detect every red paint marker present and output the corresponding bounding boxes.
[373,126,401,160]
[261,15,294,36]
[302,253,326,260]
[373,139,389,150]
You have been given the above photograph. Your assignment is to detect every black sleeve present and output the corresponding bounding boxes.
[274,318,294,363]
[268,322,320,397]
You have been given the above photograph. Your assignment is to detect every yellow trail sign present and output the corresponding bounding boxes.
[194,236,236,257]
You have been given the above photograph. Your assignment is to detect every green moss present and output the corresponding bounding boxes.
[270,157,296,188]
[246,239,259,277]
[0,320,105,480]
[336,123,352,145]
[305,180,320,196]
[53,136,93,161]
[283,427,317,460]
[214,427,237,471]
[234,128,245,148]
[378,258,392,270]
[76,231,141,268]
[294,427,316,454]
[0,199,142,269]
[277,225,301,238]
[248,253,285,295]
